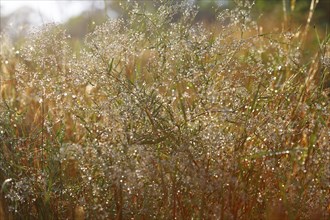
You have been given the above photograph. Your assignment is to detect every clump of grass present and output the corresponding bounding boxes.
[1,1,329,219]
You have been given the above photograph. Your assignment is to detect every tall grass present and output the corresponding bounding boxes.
[1,1,329,219]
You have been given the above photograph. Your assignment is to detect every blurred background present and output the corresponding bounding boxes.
[1,0,329,42]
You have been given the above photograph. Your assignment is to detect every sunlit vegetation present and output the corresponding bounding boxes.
[0,1,329,219]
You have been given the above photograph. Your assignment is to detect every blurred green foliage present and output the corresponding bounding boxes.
[1,0,328,41]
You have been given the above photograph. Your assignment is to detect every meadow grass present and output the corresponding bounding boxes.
[0,1,329,219]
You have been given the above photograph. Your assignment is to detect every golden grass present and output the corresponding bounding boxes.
[0,1,329,219]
